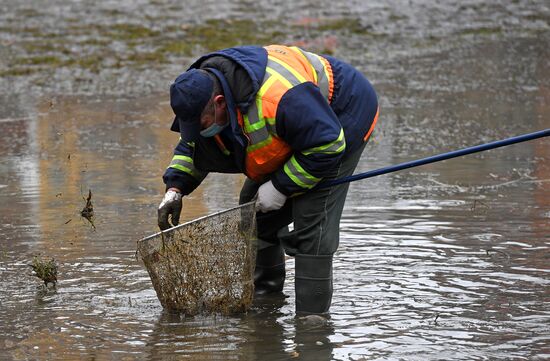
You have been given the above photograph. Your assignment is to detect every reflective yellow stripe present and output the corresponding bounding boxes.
[169,155,201,178]
[258,73,278,97]
[244,113,265,132]
[169,163,194,175]
[265,67,293,89]
[292,156,320,183]
[248,135,272,152]
[244,99,271,146]
[284,156,320,189]
[173,155,192,163]
[289,46,331,100]
[290,46,317,83]
[302,129,346,155]
[256,97,264,124]
[268,55,307,83]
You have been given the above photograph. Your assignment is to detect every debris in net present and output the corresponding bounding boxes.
[80,189,95,229]
[137,202,257,315]
[30,256,58,286]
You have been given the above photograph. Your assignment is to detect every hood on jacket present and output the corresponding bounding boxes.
[188,46,267,113]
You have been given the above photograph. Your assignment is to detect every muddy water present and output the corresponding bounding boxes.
[1,0,549,360]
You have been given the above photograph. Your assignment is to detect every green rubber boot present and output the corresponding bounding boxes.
[254,243,286,295]
[295,254,333,314]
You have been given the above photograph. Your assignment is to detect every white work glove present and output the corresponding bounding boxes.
[256,181,287,213]
[157,189,183,230]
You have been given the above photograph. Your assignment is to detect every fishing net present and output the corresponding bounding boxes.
[137,202,257,315]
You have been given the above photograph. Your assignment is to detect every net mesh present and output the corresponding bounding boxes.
[137,202,257,315]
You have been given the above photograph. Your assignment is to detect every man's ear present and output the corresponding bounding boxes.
[213,95,226,109]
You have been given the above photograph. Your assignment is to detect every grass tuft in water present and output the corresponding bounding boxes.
[30,256,58,286]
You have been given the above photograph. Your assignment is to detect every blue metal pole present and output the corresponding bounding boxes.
[319,128,550,188]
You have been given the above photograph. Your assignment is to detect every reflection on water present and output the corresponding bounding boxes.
[1,0,550,360]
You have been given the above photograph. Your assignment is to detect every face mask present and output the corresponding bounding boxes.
[199,102,228,137]
[200,122,228,137]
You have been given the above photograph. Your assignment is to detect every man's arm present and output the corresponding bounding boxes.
[271,82,346,196]
[158,139,208,230]
[162,139,208,195]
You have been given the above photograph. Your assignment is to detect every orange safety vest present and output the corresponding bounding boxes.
[238,45,335,182]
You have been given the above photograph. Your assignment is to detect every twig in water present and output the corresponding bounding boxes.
[471,199,490,212]
[80,189,95,229]
[485,248,511,261]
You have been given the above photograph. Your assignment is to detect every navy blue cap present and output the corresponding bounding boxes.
[169,69,213,142]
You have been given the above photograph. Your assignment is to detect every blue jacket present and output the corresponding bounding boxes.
[163,46,378,195]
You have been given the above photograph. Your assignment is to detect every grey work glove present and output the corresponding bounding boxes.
[158,189,183,230]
